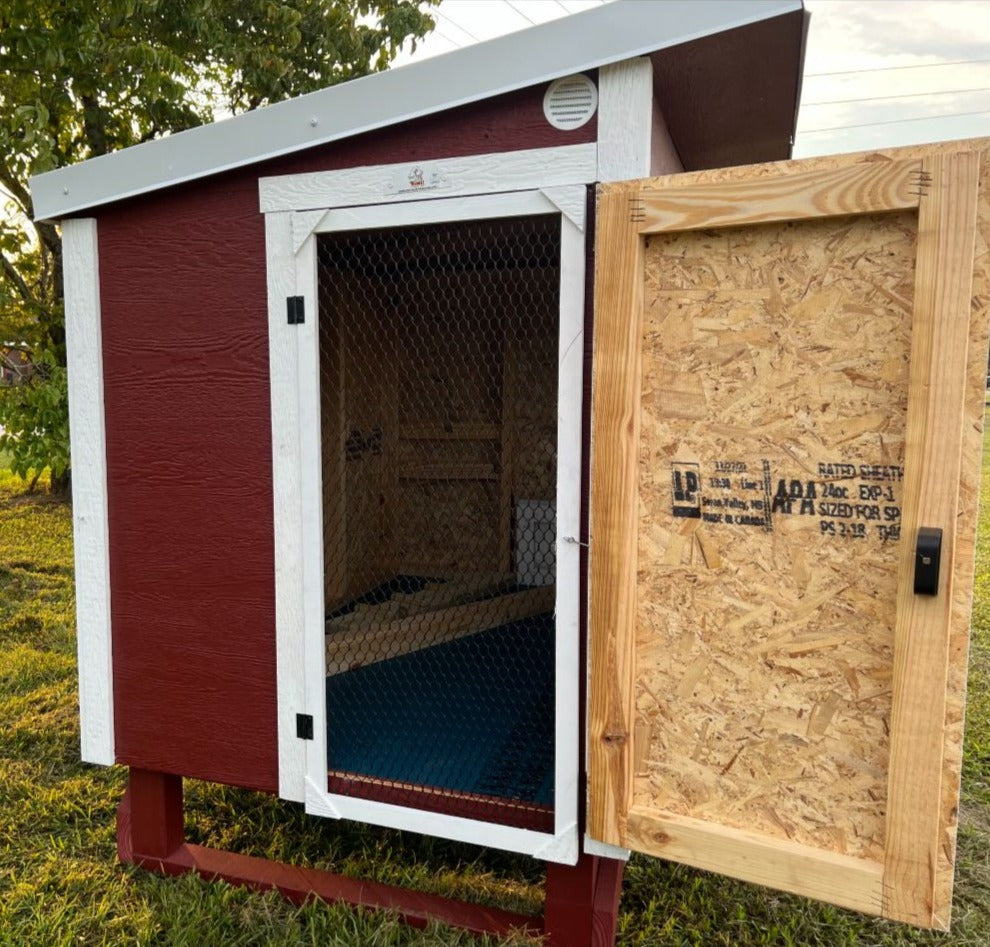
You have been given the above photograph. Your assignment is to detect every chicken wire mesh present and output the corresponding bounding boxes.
[317,214,561,828]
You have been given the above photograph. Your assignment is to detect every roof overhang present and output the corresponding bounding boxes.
[31,0,804,221]
[653,6,809,170]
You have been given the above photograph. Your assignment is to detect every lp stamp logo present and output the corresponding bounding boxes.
[671,462,701,519]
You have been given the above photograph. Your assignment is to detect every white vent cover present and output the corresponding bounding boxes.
[543,74,598,131]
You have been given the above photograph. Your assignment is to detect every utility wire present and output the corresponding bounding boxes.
[431,30,464,49]
[803,85,990,107]
[800,108,990,134]
[806,57,990,78]
[432,0,608,47]
[435,10,480,43]
[505,1,537,24]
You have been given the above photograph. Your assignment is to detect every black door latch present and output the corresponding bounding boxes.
[914,526,942,596]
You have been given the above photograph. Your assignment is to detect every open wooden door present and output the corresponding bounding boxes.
[588,139,989,929]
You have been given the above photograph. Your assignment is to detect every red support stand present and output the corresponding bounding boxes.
[119,768,184,862]
[544,852,625,947]
[117,768,624,944]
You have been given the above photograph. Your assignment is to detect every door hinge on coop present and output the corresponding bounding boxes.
[287,295,305,325]
[296,713,314,740]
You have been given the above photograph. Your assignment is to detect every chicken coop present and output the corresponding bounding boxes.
[31,0,990,943]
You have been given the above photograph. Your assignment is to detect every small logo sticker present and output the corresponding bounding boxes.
[391,162,451,195]
[671,462,701,519]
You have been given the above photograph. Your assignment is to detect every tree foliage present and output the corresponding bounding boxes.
[0,0,436,492]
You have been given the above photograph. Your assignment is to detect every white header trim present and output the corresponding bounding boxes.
[260,144,596,214]
[298,187,585,241]
[63,218,115,766]
[30,0,801,219]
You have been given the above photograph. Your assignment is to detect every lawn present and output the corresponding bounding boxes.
[1,453,989,946]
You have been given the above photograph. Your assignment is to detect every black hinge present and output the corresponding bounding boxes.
[287,295,305,325]
[296,713,314,740]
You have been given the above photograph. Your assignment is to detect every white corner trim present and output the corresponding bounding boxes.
[535,822,580,864]
[583,835,632,861]
[305,775,341,818]
[62,218,114,767]
[541,185,587,232]
[292,210,331,254]
[267,211,308,803]
[259,143,598,213]
[597,57,654,182]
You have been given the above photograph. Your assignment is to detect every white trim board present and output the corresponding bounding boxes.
[305,188,585,236]
[259,144,597,214]
[30,0,801,220]
[304,776,577,863]
[266,210,308,802]
[584,835,631,861]
[267,186,585,862]
[62,218,115,766]
[597,58,655,182]
[553,196,586,853]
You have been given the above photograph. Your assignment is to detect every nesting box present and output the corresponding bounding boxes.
[31,0,990,941]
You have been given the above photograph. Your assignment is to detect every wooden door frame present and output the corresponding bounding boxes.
[587,147,983,927]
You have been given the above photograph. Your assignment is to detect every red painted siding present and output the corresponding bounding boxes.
[97,83,596,792]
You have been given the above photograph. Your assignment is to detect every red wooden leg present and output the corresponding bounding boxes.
[117,767,184,864]
[544,853,625,947]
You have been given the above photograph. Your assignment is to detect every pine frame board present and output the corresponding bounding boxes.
[883,150,981,926]
[588,139,988,929]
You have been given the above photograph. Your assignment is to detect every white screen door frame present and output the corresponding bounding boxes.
[266,181,587,863]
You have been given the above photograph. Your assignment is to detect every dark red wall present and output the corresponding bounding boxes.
[96,84,596,792]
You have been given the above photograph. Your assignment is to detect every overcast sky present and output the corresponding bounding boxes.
[393,0,990,159]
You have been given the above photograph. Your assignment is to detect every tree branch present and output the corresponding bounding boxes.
[0,173,63,265]
[80,93,110,157]
[34,220,62,265]
[0,247,37,304]
[0,166,32,214]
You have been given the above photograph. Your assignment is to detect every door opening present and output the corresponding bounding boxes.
[318,215,561,830]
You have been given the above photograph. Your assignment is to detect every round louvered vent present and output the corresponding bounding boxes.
[543,74,598,131]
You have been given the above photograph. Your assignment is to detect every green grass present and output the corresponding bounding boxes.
[2,449,990,946]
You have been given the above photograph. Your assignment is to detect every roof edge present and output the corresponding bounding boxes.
[31,0,802,220]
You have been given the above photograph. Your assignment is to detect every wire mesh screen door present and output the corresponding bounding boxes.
[318,214,561,830]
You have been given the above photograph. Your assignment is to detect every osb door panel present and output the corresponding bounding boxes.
[588,142,989,929]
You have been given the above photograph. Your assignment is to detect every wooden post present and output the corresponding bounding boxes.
[544,854,625,947]
[120,768,185,861]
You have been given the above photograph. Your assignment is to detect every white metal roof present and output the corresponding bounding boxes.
[31,0,801,220]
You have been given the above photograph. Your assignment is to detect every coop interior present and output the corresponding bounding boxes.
[317,215,561,830]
